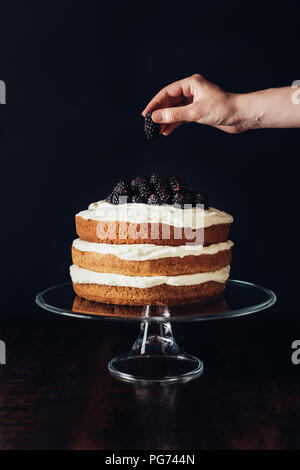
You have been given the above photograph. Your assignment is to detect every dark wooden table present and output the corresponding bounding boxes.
[0,303,299,450]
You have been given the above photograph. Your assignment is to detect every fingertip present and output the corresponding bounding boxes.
[160,123,167,134]
[162,126,172,136]
[162,122,182,136]
[152,110,163,123]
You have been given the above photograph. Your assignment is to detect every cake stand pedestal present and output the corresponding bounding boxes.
[36,280,276,384]
[108,320,203,383]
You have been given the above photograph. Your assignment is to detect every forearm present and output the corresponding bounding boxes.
[235,87,300,131]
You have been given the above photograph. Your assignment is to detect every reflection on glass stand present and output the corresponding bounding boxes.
[36,280,276,384]
[108,320,203,384]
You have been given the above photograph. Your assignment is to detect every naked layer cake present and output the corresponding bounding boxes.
[70,174,234,305]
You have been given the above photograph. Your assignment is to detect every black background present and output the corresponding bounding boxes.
[0,0,300,450]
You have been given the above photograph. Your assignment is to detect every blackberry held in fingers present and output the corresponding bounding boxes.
[144,113,160,141]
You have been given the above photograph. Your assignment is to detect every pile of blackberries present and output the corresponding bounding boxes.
[106,172,209,209]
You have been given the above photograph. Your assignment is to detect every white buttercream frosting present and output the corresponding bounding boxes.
[72,238,234,261]
[76,200,233,229]
[70,264,230,288]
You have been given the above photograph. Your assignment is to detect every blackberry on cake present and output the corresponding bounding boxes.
[131,177,139,192]
[138,179,152,200]
[113,179,131,196]
[132,195,146,204]
[131,175,147,191]
[150,172,165,190]
[195,192,209,210]
[106,192,120,205]
[105,192,113,203]
[184,190,196,206]
[172,191,186,208]
[147,193,160,205]
[168,176,186,193]
[156,184,171,205]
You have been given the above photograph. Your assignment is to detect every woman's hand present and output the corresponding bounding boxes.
[142,74,300,136]
[142,74,243,135]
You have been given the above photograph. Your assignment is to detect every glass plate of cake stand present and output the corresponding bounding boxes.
[36,280,276,384]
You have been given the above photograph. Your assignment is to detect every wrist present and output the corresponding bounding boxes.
[232,92,265,132]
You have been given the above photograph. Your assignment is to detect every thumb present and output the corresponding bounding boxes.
[152,104,196,124]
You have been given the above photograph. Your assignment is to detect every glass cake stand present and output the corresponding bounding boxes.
[36,280,276,384]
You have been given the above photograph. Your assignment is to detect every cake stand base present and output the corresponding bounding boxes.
[108,320,203,384]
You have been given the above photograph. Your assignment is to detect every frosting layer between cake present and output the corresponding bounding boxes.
[70,264,230,287]
[72,238,234,261]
